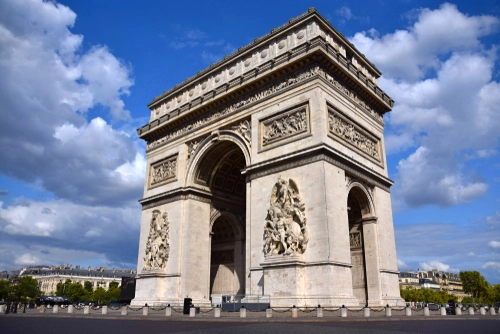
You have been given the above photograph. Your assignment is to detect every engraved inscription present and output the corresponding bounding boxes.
[328,109,380,161]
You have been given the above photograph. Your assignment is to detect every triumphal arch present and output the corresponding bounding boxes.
[132,8,403,307]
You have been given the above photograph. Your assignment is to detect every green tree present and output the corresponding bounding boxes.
[460,271,488,301]
[93,287,107,305]
[15,276,39,302]
[0,279,13,301]
[106,282,121,302]
[65,282,87,302]
[84,281,93,293]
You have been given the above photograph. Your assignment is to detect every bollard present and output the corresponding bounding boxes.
[385,305,392,317]
[84,305,90,314]
[165,305,172,317]
[424,306,430,316]
[291,305,298,318]
[240,305,247,318]
[455,306,461,315]
[364,307,370,317]
[143,305,149,316]
[405,306,411,316]
[102,305,108,315]
[121,305,128,315]
[490,306,496,315]
[0,305,6,313]
[479,307,485,315]
[468,306,474,315]
[340,305,347,318]
[317,305,323,318]
[68,305,74,313]
[189,306,196,317]
[40,305,46,313]
[266,308,272,318]
[440,306,446,316]
[53,305,59,313]
[214,305,220,318]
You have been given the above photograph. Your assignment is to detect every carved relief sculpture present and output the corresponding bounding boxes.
[150,155,177,187]
[262,107,308,146]
[350,232,361,248]
[328,110,380,161]
[263,177,309,256]
[144,210,171,270]
[231,119,251,145]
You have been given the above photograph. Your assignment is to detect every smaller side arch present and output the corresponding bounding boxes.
[346,180,376,218]
[210,210,245,241]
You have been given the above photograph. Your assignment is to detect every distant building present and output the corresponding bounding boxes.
[18,265,137,295]
[399,268,466,301]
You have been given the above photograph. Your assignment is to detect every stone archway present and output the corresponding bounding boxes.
[347,185,373,306]
[191,140,247,304]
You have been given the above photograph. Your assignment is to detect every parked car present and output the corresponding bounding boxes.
[428,303,440,311]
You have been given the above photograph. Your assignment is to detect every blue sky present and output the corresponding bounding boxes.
[0,0,499,283]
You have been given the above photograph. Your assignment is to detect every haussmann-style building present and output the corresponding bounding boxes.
[132,8,404,308]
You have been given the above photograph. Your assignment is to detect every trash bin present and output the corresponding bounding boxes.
[183,298,192,315]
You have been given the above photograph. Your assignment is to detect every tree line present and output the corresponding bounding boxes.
[0,276,121,305]
[400,271,500,305]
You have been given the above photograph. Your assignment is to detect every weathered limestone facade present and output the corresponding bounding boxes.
[132,8,404,307]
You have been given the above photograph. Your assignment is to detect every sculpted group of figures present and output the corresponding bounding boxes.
[144,210,170,269]
[263,177,309,256]
[263,110,307,145]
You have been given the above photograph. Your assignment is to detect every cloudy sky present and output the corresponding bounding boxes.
[0,0,499,283]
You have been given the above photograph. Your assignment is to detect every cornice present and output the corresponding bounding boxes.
[147,8,382,110]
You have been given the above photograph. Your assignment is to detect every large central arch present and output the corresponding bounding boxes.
[189,136,249,304]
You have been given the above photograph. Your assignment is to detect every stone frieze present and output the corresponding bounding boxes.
[261,106,308,147]
[149,155,177,188]
[143,210,170,270]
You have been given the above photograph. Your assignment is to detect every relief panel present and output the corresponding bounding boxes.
[148,154,178,189]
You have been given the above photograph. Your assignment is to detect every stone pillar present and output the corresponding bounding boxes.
[240,306,246,318]
[385,305,391,317]
[468,306,474,315]
[165,305,172,317]
[68,305,74,313]
[317,306,323,318]
[364,307,370,317]
[361,217,382,306]
[189,307,196,317]
[480,307,486,315]
[456,306,461,315]
[291,306,298,318]
[440,306,446,315]
[102,306,108,315]
[405,306,411,316]
[423,306,429,316]
[489,306,496,315]
[340,306,347,317]
[266,308,272,318]
[83,305,90,314]
[121,306,128,315]
[143,305,149,316]
[214,306,221,318]
[53,305,59,313]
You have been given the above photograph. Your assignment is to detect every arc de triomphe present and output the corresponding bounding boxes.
[132,8,403,307]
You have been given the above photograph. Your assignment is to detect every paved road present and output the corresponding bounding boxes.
[1,317,499,334]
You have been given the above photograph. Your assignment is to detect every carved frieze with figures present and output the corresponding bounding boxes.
[260,104,310,150]
[143,210,171,270]
[328,106,381,164]
[149,155,177,188]
[263,177,309,256]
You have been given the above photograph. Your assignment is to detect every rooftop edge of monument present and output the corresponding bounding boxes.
[147,8,384,109]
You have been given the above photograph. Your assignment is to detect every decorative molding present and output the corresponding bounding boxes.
[260,104,309,148]
[328,106,381,162]
[149,155,178,189]
[145,65,321,151]
[143,210,170,271]
[231,119,251,146]
[242,144,392,192]
[139,187,212,210]
[263,177,309,256]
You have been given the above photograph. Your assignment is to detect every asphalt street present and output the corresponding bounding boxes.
[1,317,499,334]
